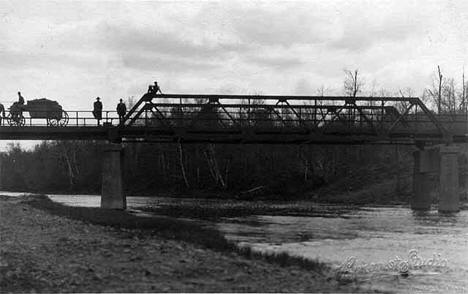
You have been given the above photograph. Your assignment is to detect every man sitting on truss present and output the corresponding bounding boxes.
[147,81,163,95]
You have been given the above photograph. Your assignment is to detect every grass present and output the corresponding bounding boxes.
[24,194,230,250]
[236,246,330,274]
[23,194,331,275]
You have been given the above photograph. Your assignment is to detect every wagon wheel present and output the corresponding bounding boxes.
[7,113,25,126]
[47,117,58,127]
[47,111,69,127]
[58,111,69,127]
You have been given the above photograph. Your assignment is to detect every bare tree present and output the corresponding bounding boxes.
[178,142,190,189]
[424,65,444,114]
[442,77,456,113]
[126,96,136,109]
[424,66,468,115]
[52,141,80,189]
[204,144,226,188]
[344,69,363,97]
[397,88,414,113]
[316,85,327,97]
[461,68,467,113]
[437,65,443,114]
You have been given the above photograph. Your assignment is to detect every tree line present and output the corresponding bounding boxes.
[0,140,414,200]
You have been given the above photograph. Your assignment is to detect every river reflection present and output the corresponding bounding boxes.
[4,192,467,293]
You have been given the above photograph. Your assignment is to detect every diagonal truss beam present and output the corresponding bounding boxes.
[387,103,415,133]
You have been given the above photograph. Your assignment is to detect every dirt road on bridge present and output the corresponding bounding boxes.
[0,195,369,293]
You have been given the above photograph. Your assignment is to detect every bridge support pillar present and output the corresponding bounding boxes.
[439,146,459,212]
[411,150,433,210]
[101,144,126,209]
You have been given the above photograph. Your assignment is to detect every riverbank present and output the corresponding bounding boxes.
[0,195,369,293]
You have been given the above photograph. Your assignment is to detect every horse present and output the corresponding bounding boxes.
[9,102,25,125]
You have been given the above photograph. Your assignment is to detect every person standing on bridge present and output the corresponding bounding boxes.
[93,97,103,126]
[116,99,127,124]
[0,103,4,126]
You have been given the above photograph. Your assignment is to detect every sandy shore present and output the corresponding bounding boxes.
[0,195,367,293]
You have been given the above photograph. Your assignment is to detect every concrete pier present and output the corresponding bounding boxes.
[439,146,459,212]
[411,150,433,210]
[101,144,126,209]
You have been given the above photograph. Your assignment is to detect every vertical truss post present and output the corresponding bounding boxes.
[145,107,148,126]
[314,98,317,126]
[380,100,385,131]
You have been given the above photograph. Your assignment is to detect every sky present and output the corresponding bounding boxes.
[0,0,467,149]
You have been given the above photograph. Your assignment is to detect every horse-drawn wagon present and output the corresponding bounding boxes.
[7,98,69,126]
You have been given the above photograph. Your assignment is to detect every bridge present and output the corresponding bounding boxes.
[0,93,467,144]
[0,91,467,212]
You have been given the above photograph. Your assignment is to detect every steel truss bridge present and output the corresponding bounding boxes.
[0,92,467,145]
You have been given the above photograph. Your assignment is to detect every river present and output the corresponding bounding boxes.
[4,192,468,293]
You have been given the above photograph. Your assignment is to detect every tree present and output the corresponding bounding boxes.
[423,65,468,115]
[461,68,467,114]
[344,69,363,97]
[437,65,443,114]
[423,66,443,113]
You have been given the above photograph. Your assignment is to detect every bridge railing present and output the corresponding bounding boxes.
[2,110,121,127]
[65,111,120,126]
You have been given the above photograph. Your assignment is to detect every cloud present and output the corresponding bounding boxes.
[92,21,256,74]
[328,2,433,53]
[294,78,315,95]
[121,53,220,72]
[244,54,304,69]
[229,3,335,48]
[101,23,248,59]
[330,24,413,52]
[0,50,107,72]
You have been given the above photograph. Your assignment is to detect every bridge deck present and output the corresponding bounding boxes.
[0,125,466,144]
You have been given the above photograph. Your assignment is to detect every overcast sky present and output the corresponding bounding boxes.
[0,0,467,112]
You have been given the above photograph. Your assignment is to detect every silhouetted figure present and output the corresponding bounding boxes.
[116,99,127,124]
[93,97,103,126]
[147,81,163,94]
[11,92,25,123]
[0,103,4,126]
[17,92,25,105]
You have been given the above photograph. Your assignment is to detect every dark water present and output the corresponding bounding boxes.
[5,192,468,293]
